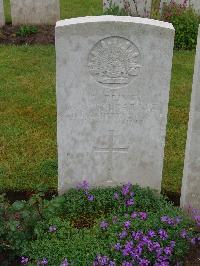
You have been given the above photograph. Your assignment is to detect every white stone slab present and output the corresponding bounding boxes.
[191,0,200,14]
[10,0,60,25]
[181,25,200,210]
[0,0,5,26]
[103,0,152,17]
[56,16,174,194]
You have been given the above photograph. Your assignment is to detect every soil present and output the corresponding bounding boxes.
[0,24,55,45]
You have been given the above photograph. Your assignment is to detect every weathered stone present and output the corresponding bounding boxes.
[0,0,5,26]
[103,0,152,17]
[10,0,60,25]
[181,25,200,210]
[56,16,174,194]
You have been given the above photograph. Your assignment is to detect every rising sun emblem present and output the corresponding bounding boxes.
[88,36,142,88]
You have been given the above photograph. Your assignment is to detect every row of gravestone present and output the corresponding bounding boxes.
[0,0,200,27]
[55,16,200,213]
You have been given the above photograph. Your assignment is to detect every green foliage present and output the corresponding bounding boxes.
[162,3,200,50]
[0,185,199,265]
[103,1,128,16]
[16,26,38,37]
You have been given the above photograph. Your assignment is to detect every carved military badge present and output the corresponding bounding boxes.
[88,36,141,88]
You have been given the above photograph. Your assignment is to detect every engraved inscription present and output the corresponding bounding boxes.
[64,93,159,124]
[94,130,128,182]
[88,36,141,87]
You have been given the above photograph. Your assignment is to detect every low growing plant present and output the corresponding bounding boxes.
[1,183,200,265]
[16,26,38,37]
[161,1,200,50]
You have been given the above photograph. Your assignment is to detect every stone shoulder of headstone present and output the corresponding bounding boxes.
[56,16,174,194]
[0,0,5,26]
[181,25,200,211]
[10,0,60,25]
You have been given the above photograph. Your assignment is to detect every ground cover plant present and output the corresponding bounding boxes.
[1,182,200,265]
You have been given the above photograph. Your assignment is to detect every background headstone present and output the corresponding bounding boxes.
[10,0,60,25]
[0,0,5,26]
[103,0,152,17]
[56,16,174,194]
[181,25,200,210]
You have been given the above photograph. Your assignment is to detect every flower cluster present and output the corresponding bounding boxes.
[20,182,200,266]
[93,255,116,266]
[77,179,95,202]
[161,215,182,226]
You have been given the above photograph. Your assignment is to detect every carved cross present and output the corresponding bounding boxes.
[94,130,128,182]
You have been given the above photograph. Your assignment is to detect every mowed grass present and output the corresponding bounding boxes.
[0,46,195,193]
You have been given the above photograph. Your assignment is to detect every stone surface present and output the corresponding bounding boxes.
[56,16,174,194]
[10,0,60,25]
[0,0,5,26]
[181,25,200,210]
[103,0,152,17]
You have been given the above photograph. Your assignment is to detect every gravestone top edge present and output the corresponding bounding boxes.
[56,15,174,31]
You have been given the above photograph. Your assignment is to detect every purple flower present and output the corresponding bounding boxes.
[87,194,94,201]
[133,231,143,241]
[124,220,131,229]
[170,241,176,248]
[48,225,57,233]
[180,229,187,239]
[148,230,156,238]
[77,180,89,190]
[60,259,69,266]
[114,242,121,251]
[174,217,182,225]
[158,229,168,240]
[131,212,137,219]
[139,258,150,266]
[161,216,169,223]
[122,261,133,266]
[191,237,196,245]
[37,258,48,265]
[21,257,29,265]
[139,212,148,220]
[113,192,119,200]
[119,230,128,239]
[130,192,135,197]
[93,255,110,265]
[156,248,164,257]
[122,182,132,196]
[109,261,116,266]
[100,220,108,230]
[164,246,173,256]
[126,198,134,207]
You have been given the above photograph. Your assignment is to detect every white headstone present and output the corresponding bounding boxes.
[181,25,200,210]
[10,0,60,25]
[103,0,152,17]
[56,16,174,194]
[0,0,5,26]
[190,0,200,14]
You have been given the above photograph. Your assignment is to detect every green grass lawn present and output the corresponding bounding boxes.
[0,0,195,194]
[0,46,195,193]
